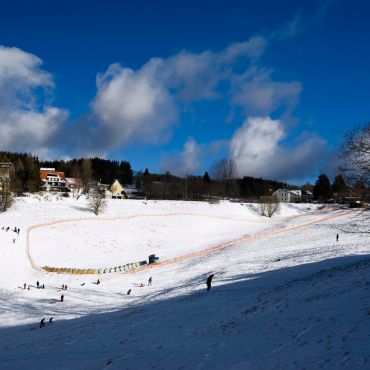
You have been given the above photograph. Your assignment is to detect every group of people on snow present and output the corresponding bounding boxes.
[40,317,53,328]
[1,226,20,234]
[34,267,218,329]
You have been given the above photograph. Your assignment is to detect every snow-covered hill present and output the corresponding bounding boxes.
[0,195,369,369]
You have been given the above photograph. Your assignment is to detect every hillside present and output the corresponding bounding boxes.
[0,195,369,369]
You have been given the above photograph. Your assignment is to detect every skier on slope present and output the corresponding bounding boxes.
[206,274,214,291]
[148,277,152,286]
[127,289,132,295]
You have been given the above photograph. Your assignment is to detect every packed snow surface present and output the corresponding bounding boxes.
[0,194,369,369]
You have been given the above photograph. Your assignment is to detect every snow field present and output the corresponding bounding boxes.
[1,195,369,369]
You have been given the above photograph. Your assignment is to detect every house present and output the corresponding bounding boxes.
[39,168,67,192]
[273,188,309,203]
[301,189,314,203]
[65,177,83,191]
[0,162,15,181]
[107,179,127,199]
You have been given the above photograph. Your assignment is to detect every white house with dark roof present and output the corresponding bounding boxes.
[273,189,302,203]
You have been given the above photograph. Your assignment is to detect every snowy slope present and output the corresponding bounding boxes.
[0,195,369,369]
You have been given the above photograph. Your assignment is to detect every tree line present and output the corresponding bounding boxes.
[0,152,133,194]
[1,120,370,205]
[134,167,296,201]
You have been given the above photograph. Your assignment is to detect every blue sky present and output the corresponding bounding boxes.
[0,0,369,183]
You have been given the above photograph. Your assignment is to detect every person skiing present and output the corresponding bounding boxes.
[61,294,64,302]
[65,285,67,290]
[36,281,40,289]
[206,274,214,291]
[42,284,45,289]
[40,318,45,328]
[97,279,100,285]
[148,277,152,286]
[62,284,64,290]
[336,233,339,242]
[23,283,26,290]
[49,317,53,325]
[127,289,132,295]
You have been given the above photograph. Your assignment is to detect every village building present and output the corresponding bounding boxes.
[39,168,67,192]
[272,188,313,203]
[0,163,15,181]
[107,179,127,199]
[65,177,83,191]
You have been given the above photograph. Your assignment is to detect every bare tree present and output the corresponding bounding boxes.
[340,123,370,194]
[337,124,370,233]
[81,159,93,194]
[213,158,236,181]
[212,158,237,198]
[88,188,106,215]
[0,178,13,212]
[259,195,280,217]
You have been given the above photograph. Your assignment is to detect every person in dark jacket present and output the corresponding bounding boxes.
[40,318,45,328]
[148,277,152,286]
[206,274,214,291]
[336,233,339,242]
[61,294,64,302]
[127,289,132,295]
[49,317,53,325]
[36,281,40,289]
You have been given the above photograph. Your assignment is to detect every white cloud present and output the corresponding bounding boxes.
[221,36,267,62]
[0,46,68,157]
[230,67,302,116]
[159,137,228,176]
[87,36,271,151]
[92,60,177,147]
[159,138,202,176]
[230,116,326,181]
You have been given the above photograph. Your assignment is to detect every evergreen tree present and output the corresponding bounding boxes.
[313,174,333,201]
[203,171,211,183]
[332,174,346,202]
[332,175,346,193]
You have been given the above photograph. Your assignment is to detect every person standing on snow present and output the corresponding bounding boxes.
[127,289,132,295]
[206,274,214,291]
[148,277,152,286]
[36,281,40,289]
[49,317,53,325]
[61,294,64,302]
[40,318,45,328]
[336,233,339,242]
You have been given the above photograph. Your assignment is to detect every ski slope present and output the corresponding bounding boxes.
[0,195,369,369]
